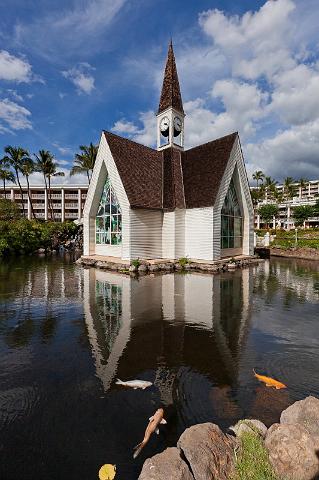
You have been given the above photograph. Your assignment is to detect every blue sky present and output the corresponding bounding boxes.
[0,0,319,185]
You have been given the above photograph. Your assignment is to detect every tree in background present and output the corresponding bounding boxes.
[70,143,98,184]
[264,176,278,200]
[258,204,279,230]
[283,177,296,200]
[0,157,15,199]
[34,150,64,220]
[293,205,314,227]
[0,198,20,220]
[44,156,65,221]
[297,178,309,198]
[20,157,37,219]
[252,170,265,190]
[3,146,29,216]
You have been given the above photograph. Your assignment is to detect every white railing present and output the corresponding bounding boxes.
[65,194,78,199]
[65,203,78,208]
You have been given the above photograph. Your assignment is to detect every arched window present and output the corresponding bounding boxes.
[221,179,243,249]
[96,178,122,245]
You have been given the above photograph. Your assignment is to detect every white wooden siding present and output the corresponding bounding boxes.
[83,134,131,258]
[130,209,163,259]
[162,209,185,259]
[162,212,175,259]
[185,207,214,260]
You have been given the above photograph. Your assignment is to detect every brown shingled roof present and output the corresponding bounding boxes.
[182,133,238,209]
[103,131,238,211]
[103,131,163,209]
[158,41,184,115]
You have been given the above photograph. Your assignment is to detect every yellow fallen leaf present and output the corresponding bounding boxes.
[98,464,116,480]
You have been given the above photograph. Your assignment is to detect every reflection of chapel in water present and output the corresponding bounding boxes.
[83,269,253,402]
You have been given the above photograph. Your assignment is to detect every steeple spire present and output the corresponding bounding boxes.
[158,41,184,115]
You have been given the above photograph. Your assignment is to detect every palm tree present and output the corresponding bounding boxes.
[44,155,65,221]
[297,177,309,199]
[252,170,265,190]
[70,143,98,184]
[34,150,64,220]
[3,146,29,216]
[0,157,15,199]
[20,157,37,219]
[283,177,296,200]
[283,177,296,230]
[264,176,278,201]
[34,150,51,218]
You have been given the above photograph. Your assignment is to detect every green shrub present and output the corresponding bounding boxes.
[178,257,189,267]
[0,219,79,256]
[131,258,140,268]
[0,198,20,220]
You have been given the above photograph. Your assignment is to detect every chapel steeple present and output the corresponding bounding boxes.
[157,41,185,150]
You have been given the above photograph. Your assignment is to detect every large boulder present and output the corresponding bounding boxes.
[177,423,237,480]
[138,447,194,480]
[265,423,319,480]
[281,396,319,445]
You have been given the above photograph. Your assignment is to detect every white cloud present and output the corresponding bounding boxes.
[52,142,73,156]
[7,89,24,102]
[111,111,156,147]
[112,119,139,134]
[62,63,95,95]
[199,0,297,81]
[0,98,32,133]
[0,50,34,83]
[270,64,319,125]
[246,120,319,181]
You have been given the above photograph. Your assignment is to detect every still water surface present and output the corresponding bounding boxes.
[0,256,319,479]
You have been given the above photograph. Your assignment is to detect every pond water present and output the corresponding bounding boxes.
[0,255,319,479]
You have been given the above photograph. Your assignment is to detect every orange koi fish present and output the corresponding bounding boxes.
[253,369,287,389]
[133,408,167,459]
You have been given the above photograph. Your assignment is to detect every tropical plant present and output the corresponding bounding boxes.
[20,157,36,219]
[297,177,309,198]
[70,143,98,183]
[283,177,296,200]
[0,160,15,199]
[0,198,20,220]
[264,176,278,200]
[293,205,314,227]
[258,204,279,230]
[252,170,265,189]
[34,150,65,220]
[3,146,29,216]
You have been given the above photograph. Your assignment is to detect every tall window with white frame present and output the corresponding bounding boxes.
[221,179,243,250]
[96,178,122,246]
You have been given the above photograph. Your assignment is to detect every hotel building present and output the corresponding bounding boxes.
[0,184,88,221]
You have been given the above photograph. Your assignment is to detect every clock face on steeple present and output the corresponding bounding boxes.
[160,116,170,137]
[174,116,182,137]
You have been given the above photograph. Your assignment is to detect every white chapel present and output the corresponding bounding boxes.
[83,42,254,261]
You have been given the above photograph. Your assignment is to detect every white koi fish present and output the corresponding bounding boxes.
[133,408,167,458]
[115,379,153,390]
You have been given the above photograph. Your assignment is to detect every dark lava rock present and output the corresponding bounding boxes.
[138,447,194,480]
[265,423,319,480]
[280,395,319,445]
[177,423,237,480]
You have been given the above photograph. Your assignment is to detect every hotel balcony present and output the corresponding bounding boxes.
[65,194,78,199]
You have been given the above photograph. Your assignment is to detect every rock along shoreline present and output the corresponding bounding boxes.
[76,255,264,275]
[138,396,319,480]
